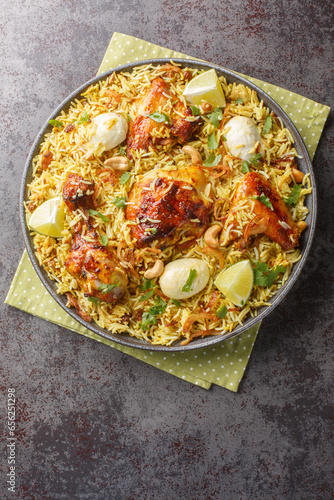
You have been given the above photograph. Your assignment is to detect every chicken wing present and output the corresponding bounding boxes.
[125,166,211,248]
[127,77,199,158]
[63,173,128,304]
[222,172,300,250]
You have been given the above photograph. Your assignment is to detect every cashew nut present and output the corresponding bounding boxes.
[291,167,305,184]
[204,224,222,248]
[182,145,202,165]
[104,156,129,171]
[144,260,164,279]
[297,221,307,232]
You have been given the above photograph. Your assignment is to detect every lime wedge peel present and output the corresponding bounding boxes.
[214,260,254,307]
[28,196,65,238]
[183,69,226,108]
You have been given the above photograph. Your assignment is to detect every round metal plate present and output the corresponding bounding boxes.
[20,59,317,351]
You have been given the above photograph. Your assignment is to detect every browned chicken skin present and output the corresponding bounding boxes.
[127,77,199,158]
[125,166,211,248]
[65,229,127,303]
[223,172,300,250]
[62,173,95,213]
[62,174,128,304]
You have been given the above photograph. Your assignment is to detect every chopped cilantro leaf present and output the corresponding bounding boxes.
[249,153,262,167]
[139,296,167,331]
[150,296,167,315]
[208,107,224,128]
[241,161,250,173]
[222,135,227,141]
[99,233,108,246]
[87,296,100,304]
[151,227,158,235]
[235,97,243,104]
[253,262,286,287]
[207,133,218,150]
[203,152,222,167]
[88,209,110,223]
[140,278,155,292]
[111,197,127,209]
[139,289,155,302]
[49,119,63,128]
[263,115,273,134]
[216,305,228,319]
[125,113,131,122]
[119,146,127,156]
[181,269,197,293]
[98,282,120,294]
[77,111,90,124]
[284,184,301,207]
[170,298,181,307]
[251,195,274,211]
[190,105,200,116]
[146,111,170,123]
[120,172,131,185]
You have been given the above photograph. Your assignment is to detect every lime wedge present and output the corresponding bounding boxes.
[214,260,254,307]
[183,69,226,107]
[28,196,65,238]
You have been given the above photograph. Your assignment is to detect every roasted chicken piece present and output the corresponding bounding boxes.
[125,166,211,248]
[62,173,128,304]
[127,77,199,158]
[62,173,95,213]
[222,172,300,250]
[65,229,128,303]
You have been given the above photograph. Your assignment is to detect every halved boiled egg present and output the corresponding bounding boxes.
[90,112,128,151]
[224,116,261,161]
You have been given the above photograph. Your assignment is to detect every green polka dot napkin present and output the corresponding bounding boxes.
[5,33,329,391]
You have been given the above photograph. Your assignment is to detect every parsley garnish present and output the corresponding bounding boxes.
[99,233,108,246]
[139,296,167,331]
[249,153,262,167]
[284,184,301,207]
[140,278,155,291]
[77,111,90,124]
[120,172,131,185]
[146,111,170,123]
[139,289,155,302]
[49,119,63,128]
[88,208,109,222]
[241,161,250,173]
[235,97,243,104]
[119,146,127,156]
[208,107,224,128]
[87,296,100,304]
[190,105,200,116]
[203,152,222,167]
[253,262,286,288]
[88,209,110,223]
[111,197,127,209]
[207,133,218,150]
[98,282,120,294]
[181,269,197,293]
[216,305,228,319]
[251,195,274,211]
[263,115,272,134]
[170,298,181,307]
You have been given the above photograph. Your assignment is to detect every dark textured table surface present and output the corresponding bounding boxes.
[1,1,333,499]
